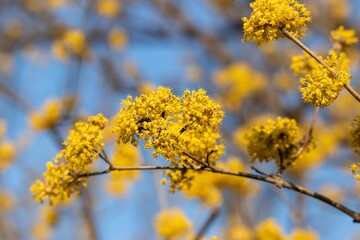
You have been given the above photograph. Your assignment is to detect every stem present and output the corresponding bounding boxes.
[281,28,360,103]
[194,208,220,240]
[277,107,319,174]
[74,164,360,223]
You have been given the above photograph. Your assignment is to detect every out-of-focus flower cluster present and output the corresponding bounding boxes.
[52,29,89,60]
[0,120,16,171]
[105,143,142,196]
[29,97,77,131]
[225,218,318,240]
[213,62,265,111]
[31,206,59,240]
[242,0,311,45]
[30,114,108,204]
[112,87,224,192]
[331,26,358,52]
[154,208,192,240]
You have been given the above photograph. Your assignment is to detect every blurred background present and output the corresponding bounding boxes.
[1,0,360,239]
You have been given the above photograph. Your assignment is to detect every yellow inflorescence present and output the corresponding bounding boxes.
[108,28,127,50]
[52,29,88,60]
[0,142,16,171]
[106,143,142,196]
[29,99,62,131]
[244,117,300,167]
[30,114,108,204]
[213,62,265,111]
[224,219,318,240]
[331,26,358,52]
[96,0,120,18]
[154,208,192,240]
[289,228,318,240]
[255,219,285,240]
[32,205,59,240]
[112,87,224,192]
[295,50,351,107]
[0,190,15,212]
[242,0,311,46]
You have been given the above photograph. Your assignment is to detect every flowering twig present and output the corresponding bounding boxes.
[281,28,360,103]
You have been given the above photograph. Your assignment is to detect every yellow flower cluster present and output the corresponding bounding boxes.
[225,219,318,240]
[0,121,16,171]
[29,97,77,131]
[0,142,16,171]
[213,62,265,111]
[30,99,62,131]
[106,143,142,196]
[255,219,285,240]
[96,0,121,18]
[112,87,224,192]
[295,51,351,107]
[154,208,192,240]
[0,190,15,212]
[244,117,300,167]
[242,0,311,45]
[52,29,89,60]
[32,206,59,240]
[331,26,358,52]
[289,228,319,240]
[184,157,258,207]
[108,28,128,50]
[30,114,108,204]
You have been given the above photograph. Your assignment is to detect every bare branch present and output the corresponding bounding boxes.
[73,163,360,223]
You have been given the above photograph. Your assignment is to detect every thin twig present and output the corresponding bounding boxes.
[73,164,360,223]
[194,208,220,240]
[281,28,360,103]
[99,149,113,168]
[277,107,319,174]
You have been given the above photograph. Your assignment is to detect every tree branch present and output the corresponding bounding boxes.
[73,163,360,223]
[281,28,360,103]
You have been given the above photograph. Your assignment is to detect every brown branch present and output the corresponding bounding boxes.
[194,208,220,240]
[281,28,360,103]
[73,164,360,223]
